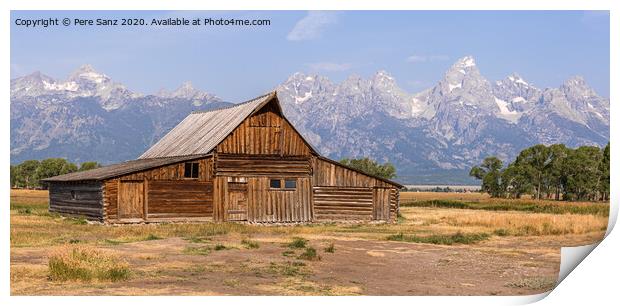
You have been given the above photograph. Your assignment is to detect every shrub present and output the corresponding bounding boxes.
[282,250,296,257]
[493,229,510,236]
[71,217,88,225]
[214,244,229,251]
[18,207,32,215]
[324,243,335,253]
[287,237,308,249]
[48,246,130,282]
[185,236,211,243]
[386,232,490,245]
[145,234,161,241]
[268,261,307,276]
[298,247,320,261]
[183,246,212,255]
[241,239,259,249]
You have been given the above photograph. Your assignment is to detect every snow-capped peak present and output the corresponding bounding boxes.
[172,81,197,97]
[455,56,476,68]
[561,75,595,97]
[444,56,481,78]
[69,64,109,84]
[507,73,530,87]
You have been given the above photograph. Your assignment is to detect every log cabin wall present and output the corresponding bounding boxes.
[215,154,311,177]
[103,157,214,222]
[48,182,104,221]
[312,157,399,222]
[313,186,373,221]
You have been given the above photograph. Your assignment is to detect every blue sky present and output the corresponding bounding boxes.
[11,10,610,101]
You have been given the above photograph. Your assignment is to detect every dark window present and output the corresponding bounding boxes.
[184,162,200,178]
[284,179,297,189]
[70,190,77,200]
[270,179,281,188]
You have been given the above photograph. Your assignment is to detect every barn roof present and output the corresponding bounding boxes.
[139,91,317,159]
[41,154,210,182]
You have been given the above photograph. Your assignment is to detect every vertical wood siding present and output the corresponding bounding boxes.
[117,181,144,219]
[216,103,311,156]
[372,188,392,221]
[49,182,104,221]
[245,177,312,222]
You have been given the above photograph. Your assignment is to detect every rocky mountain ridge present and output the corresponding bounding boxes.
[11,58,609,183]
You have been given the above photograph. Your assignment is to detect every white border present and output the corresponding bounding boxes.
[2,1,617,305]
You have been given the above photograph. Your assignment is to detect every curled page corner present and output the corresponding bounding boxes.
[557,243,600,283]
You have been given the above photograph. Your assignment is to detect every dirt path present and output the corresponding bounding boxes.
[10,232,602,296]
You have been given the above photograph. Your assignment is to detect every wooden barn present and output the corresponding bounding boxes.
[42,92,402,224]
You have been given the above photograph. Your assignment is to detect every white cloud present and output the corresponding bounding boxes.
[406,54,449,63]
[287,11,337,41]
[306,62,352,72]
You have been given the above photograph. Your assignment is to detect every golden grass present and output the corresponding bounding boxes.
[401,207,607,236]
[10,189,49,204]
[48,246,130,282]
[9,189,608,250]
[400,191,607,207]
[401,191,491,202]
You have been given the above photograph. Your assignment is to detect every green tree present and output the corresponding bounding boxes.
[10,165,17,188]
[563,146,603,201]
[339,157,396,180]
[501,163,532,198]
[599,143,610,200]
[514,144,552,200]
[469,156,504,198]
[14,160,41,188]
[548,144,570,200]
[79,161,101,171]
[35,158,78,181]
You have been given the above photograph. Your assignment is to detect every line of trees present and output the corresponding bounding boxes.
[470,143,610,201]
[339,157,397,180]
[10,158,101,189]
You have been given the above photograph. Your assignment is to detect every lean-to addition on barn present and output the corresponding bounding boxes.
[42,92,402,223]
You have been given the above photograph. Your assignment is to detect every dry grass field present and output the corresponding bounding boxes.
[10,190,608,296]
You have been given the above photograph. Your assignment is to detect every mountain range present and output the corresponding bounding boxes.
[10,57,610,184]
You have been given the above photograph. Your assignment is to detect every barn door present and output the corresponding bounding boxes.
[118,180,145,220]
[227,182,248,221]
[373,188,391,221]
